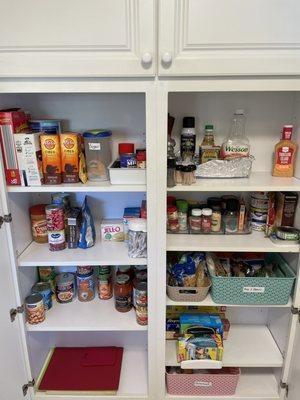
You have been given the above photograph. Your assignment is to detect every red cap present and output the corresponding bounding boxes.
[118,143,134,155]
[29,204,47,215]
[282,125,293,140]
[167,205,177,213]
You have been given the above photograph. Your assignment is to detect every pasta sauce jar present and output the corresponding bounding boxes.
[114,274,132,312]
[29,204,48,244]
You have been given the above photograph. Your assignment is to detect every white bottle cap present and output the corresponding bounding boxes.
[128,218,147,232]
[202,208,212,216]
[191,208,202,216]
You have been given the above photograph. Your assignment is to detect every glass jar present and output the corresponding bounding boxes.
[189,208,202,233]
[128,219,147,258]
[211,206,222,232]
[167,205,179,232]
[176,200,188,232]
[114,274,132,312]
[29,204,48,244]
[77,272,95,302]
[167,158,176,188]
[201,208,212,233]
[224,198,239,233]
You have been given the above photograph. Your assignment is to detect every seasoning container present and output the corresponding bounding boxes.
[77,272,95,302]
[136,149,146,169]
[167,205,179,232]
[167,158,176,188]
[55,273,75,303]
[97,266,113,300]
[31,282,52,310]
[176,200,188,232]
[175,165,183,184]
[114,274,132,312]
[120,153,137,168]
[221,195,238,214]
[29,204,48,244]
[128,219,147,258]
[201,208,212,233]
[180,117,196,162]
[46,205,66,251]
[211,206,222,233]
[25,293,45,325]
[224,198,239,233]
[181,165,196,185]
[189,208,202,233]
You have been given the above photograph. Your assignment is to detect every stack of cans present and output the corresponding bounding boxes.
[250,192,269,231]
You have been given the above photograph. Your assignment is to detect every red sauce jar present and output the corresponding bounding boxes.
[114,274,132,312]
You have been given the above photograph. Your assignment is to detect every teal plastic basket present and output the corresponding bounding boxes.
[209,254,296,305]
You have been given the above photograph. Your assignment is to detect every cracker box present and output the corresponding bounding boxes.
[0,109,29,185]
[101,219,124,241]
[177,334,223,362]
[14,133,43,186]
[179,313,224,335]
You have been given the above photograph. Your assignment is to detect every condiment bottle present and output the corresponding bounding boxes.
[201,208,212,233]
[114,274,132,313]
[176,200,189,232]
[224,198,239,233]
[180,117,196,162]
[211,206,222,232]
[189,208,202,233]
[201,124,215,146]
[272,125,297,177]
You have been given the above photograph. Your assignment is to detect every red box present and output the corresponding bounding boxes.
[0,109,29,185]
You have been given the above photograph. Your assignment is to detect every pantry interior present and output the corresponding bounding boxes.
[2,81,300,400]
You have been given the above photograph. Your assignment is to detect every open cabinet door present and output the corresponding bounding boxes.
[0,166,32,398]
[287,321,300,400]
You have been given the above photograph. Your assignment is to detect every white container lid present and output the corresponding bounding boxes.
[202,208,212,216]
[128,218,147,232]
[191,208,202,216]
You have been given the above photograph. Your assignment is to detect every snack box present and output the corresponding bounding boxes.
[0,109,29,185]
[123,207,141,242]
[178,334,223,362]
[101,219,124,242]
[180,313,224,335]
[14,133,43,186]
[275,192,298,227]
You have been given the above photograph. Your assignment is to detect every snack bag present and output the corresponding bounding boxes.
[78,196,96,249]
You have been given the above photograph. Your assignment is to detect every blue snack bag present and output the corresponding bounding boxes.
[78,196,96,249]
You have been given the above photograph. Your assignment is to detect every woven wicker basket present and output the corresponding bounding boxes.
[167,278,211,302]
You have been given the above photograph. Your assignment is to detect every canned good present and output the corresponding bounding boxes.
[250,197,269,210]
[120,153,137,168]
[251,220,266,231]
[55,273,75,303]
[251,192,269,200]
[133,281,147,307]
[276,226,300,241]
[250,210,268,222]
[25,293,45,325]
[77,266,93,276]
[46,205,66,251]
[97,267,113,300]
[135,305,148,326]
[77,272,95,302]
[31,282,52,310]
[51,193,71,210]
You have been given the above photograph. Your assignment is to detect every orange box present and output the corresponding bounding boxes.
[40,135,62,185]
[60,132,79,183]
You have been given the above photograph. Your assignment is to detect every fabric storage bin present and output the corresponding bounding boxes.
[167,278,211,302]
[166,367,240,396]
[209,253,295,305]
[108,161,146,185]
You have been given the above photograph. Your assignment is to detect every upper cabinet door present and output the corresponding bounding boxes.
[159,0,300,76]
[0,0,155,77]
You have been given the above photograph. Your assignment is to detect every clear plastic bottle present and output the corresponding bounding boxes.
[221,109,250,159]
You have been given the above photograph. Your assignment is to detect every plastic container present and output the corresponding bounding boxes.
[166,367,240,396]
[108,161,146,185]
[29,204,48,244]
[128,218,147,258]
[189,208,202,233]
[209,253,296,305]
[83,130,112,181]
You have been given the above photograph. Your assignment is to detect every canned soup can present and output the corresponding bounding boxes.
[25,293,45,325]
[31,282,52,310]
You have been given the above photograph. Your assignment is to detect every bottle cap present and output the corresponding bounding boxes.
[282,125,293,140]
[119,143,135,154]
[176,200,188,212]
[167,158,176,168]
[183,117,195,128]
[202,208,212,216]
[167,205,177,213]
[191,208,202,216]
[226,198,239,212]
[30,204,47,215]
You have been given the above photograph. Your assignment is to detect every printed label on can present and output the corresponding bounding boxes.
[48,230,65,244]
[115,295,131,310]
[243,286,265,293]
[89,143,101,151]
[32,220,47,238]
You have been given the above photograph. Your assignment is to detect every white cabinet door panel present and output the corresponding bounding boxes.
[159,0,300,76]
[0,0,155,77]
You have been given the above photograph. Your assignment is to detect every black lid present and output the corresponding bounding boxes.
[183,117,195,128]
[176,164,182,171]
[212,205,222,212]
[181,165,191,172]
[167,158,176,168]
[207,197,222,207]
[226,198,239,212]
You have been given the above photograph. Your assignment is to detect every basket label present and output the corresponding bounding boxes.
[243,286,265,293]
[194,381,212,387]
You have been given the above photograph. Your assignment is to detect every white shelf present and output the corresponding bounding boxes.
[35,348,148,400]
[166,368,280,400]
[18,241,147,266]
[7,181,146,193]
[167,231,300,253]
[27,298,146,332]
[165,325,283,368]
[166,293,292,308]
[167,171,300,192]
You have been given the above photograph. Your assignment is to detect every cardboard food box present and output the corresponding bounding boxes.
[40,134,62,185]
[60,132,80,183]
[275,192,298,227]
[101,219,124,242]
[177,334,223,362]
[14,133,43,186]
[0,109,29,185]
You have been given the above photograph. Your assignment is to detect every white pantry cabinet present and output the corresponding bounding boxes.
[158,0,300,76]
[0,0,155,77]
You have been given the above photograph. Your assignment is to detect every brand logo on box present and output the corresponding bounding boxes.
[63,138,75,149]
[44,139,56,150]
[104,226,121,233]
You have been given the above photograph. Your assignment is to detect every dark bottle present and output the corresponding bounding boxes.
[180,117,196,162]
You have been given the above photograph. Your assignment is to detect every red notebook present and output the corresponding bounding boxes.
[38,347,123,393]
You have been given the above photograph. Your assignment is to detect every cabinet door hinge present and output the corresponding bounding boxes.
[291,306,300,321]
[280,380,289,397]
[0,213,12,229]
[10,305,24,322]
[22,379,35,396]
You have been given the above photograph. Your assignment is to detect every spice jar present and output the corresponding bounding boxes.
[167,158,176,188]
[128,219,147,258]
[175,165,183,184]
[97,266,113,300]
[29,204,48,244]
[189,208,202,233]
[211,206,222,233]
[167,205,179,232]
[201,208,212,233]
[224,198,239,234]
[114,274,132,312]
[136,149,146,169]
[181,165,196,185]
[25,293,45,325]
[77,272,95,302]
[176,200,188,232]
[46,205,66,251]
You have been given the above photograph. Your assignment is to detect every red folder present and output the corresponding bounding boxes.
[38,347,123,393]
